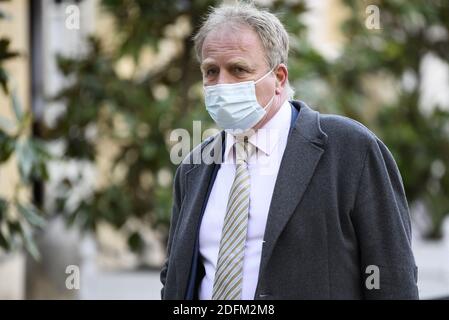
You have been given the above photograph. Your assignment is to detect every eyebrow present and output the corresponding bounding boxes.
[200,59,256,72]
[228,59,255,71]
[200,60,216,73]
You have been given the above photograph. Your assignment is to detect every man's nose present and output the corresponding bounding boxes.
[216,71,235,84]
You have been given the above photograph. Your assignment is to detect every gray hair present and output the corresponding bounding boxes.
[193,1,295,99]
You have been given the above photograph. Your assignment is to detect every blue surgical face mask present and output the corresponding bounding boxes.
[203,68,275,131]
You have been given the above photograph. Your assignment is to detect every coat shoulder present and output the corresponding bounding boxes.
[318,113,380,151]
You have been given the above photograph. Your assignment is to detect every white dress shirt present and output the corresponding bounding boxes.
[198,99,292,300]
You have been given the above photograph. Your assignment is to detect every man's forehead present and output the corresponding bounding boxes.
[201,25,263,65]
[204,24,256,43]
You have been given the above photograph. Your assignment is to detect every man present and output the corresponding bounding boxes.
[160,2,419,300]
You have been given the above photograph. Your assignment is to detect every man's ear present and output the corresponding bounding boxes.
[275,63,288,94]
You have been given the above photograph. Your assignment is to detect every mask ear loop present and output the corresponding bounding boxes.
[254,67,275,84]
[262,94,275,111]
[255,67,277,111]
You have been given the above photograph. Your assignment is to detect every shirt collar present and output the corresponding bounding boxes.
[224,99,291,163]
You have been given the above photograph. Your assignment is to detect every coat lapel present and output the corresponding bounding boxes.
[173,132,224,298]
[257,102,328,284]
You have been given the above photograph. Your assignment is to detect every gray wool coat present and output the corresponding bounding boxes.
[160,100,419,300]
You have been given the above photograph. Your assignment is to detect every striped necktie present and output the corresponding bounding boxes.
[212,140,255,300]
